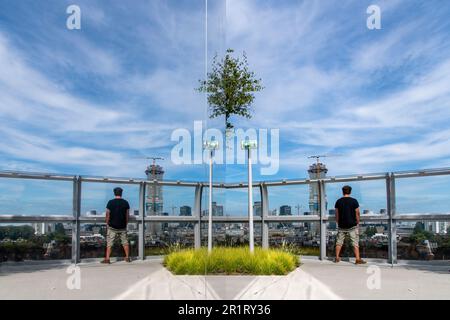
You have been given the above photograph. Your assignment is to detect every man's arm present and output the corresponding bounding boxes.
[356,207,360,225]
[126,209,129,225]
[335,208,339,227]
[106,208,110,226]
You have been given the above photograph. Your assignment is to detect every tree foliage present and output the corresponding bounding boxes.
[197,49,263,129]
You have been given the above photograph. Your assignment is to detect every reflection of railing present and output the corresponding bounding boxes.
[1,167,450,264]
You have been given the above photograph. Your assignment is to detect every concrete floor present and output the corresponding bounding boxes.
[0,259,449,299]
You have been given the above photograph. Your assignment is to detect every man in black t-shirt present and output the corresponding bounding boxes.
[334,185,366,264]
[101,187,131,264]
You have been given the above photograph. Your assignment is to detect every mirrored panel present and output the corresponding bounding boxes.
[144,222,195,256]
[0,222,72,262]
[202,187,261,217]
[146,185,196,217]
[267,184,311,216]
[81,182,140,217]
[325,180,387,216]
[268,222,320,256]
[396,176,450,214]
[80,222,138,259]
[0,178,73,215]
[326,220,389,259]
[397,220,450,261]
[201,222,262,246]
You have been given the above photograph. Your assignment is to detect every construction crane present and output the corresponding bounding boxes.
[308,155,328,179]
[134,156,164,214]
[307,154,341,177]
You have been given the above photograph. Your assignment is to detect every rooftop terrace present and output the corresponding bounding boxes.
[1,258,449,300]
[0,167,449,299]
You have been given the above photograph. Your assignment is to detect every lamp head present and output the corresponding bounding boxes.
[241,139,257,150]
[203,140,219,150]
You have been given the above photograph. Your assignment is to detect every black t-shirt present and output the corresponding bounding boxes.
[334,197,359,229]
[106,198,130,229]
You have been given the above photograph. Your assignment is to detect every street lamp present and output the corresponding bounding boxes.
[241,139,257,253]
[204,140,219,253]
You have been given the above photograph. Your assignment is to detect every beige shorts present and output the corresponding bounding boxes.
[336,226,359,247]
[107,227,129,247]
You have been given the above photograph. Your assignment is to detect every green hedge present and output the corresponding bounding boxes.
[164,247,299,275]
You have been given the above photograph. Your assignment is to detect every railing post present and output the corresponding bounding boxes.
[387,173,397,264]
[194,184,202,249]
[71,176,81,264]
[138,182,146,260]
[261,184,269,249]
[319,180,327,260]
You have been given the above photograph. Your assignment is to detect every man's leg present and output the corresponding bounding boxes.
[105,246,112,261]
[335,229,345,262]
[123,244,130,259]
[103,227,115,263]
[120,231,130,261]
[353,245,360,261]
[351,227,366,264]
[335,245,342,260]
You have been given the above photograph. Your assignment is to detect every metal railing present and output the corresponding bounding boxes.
[1,167,450,264]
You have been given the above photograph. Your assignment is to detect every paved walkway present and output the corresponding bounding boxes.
[0,259,449,299]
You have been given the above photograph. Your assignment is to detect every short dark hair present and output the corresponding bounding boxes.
[342,185,352,195]
[113,187,123,197]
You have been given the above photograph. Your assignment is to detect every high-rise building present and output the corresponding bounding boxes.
[425,221,448,234]
[279,205,292,215]
[253,201,262,216]
[145,164,164,235]
[212,202,224,216]
[308,162,328,214]
[180,206,192,216]
[33,222,54,235]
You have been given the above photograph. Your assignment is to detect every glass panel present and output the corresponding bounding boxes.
[144,222,195,255]
[202,187,261,217]
[267,184,311,216]
[146,185,195,217]
[326,220,389,259]
[80,183,139,217]
[396,176,450,214]
[201,187,226,217]
[397,220,450,261]
[80,222,138,259]
[325,180,387,216]
[0,222,72,262]
[0,178,73,215]
[268,222,320,256]
[201,223,262,246]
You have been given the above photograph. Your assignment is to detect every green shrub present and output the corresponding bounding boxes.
[164,247,299,275]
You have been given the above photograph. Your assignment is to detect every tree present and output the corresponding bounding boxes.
[197,49,263,129]
[410,222,434,243]
[365,226,377,238]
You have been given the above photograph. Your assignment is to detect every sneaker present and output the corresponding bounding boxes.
[100,259,111,264]
[334,258,341,263]
[125,257,132,263]
[355,259,367,265]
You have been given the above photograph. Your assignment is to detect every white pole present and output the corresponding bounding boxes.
[248,148,254,253]
[208,149,213,253]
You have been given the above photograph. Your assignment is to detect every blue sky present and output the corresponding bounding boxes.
[1,0,450,215]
